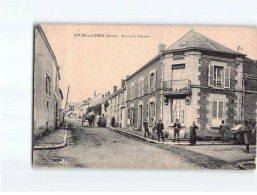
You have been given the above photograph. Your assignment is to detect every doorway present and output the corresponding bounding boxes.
[138,105,143,130]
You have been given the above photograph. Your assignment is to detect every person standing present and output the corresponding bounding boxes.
[143,118,150,138]
[156,119,165,142]
[173,119,181,142]
[189,121,198,145]
[151,117,156,139]
[111,116,115,127]
[241,120,253,153]
[219,120,230,143]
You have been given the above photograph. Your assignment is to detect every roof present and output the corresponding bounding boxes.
[97,95,111,106]
[126,30,246,82]
[110,87,125,98]
[166,29,245,56]
[125,55,161,82]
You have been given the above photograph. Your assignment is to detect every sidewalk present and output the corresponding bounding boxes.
[108,126,256,168]
[108,126,233,145]
[33,128,68,150]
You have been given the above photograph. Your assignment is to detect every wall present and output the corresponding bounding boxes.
[126,59,163,130]
[34,28,60,138]
[198,54,243,136]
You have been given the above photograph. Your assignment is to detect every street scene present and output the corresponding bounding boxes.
[33,25,257,169]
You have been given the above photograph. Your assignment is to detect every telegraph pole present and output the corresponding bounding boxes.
[64,85,70,112]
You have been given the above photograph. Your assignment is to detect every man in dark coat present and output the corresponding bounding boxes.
[173,119,181,142]
[156,119,165,142]
[143,118,150,138]
[189,121,198,145]
[111,116,115,127]
[242,120,253,153]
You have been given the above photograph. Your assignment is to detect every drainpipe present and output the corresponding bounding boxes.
[161,60,164,122]
[242,73,247,122]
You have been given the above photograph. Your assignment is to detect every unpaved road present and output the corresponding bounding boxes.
[33,118,240,169]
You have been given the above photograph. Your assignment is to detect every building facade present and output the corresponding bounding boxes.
[107,85,126,128]
[124,30,256,139]
[33,25,63,139]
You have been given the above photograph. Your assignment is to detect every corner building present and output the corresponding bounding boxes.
[125,30,251,138]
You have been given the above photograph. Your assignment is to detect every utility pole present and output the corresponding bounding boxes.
[64,85,70,112]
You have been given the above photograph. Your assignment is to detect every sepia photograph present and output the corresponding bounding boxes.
[32,24,257,170]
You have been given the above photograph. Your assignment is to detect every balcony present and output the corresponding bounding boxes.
[163,79,191,95]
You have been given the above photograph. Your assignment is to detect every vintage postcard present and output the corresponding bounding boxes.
[33,24,257,169]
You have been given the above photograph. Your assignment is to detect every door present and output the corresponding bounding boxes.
[138,105,143,130]
[121,108,125,128]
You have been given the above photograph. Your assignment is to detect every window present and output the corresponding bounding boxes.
[209,65,230,88]
[139,79,144,96]
[149,102,156,119]
[212,100,223,126]
[131,83,135,99]
[46,74,51,95]
[171,99,185,124]
[128,107,130,119]
[130,107,135,125]
[146,103,149,118]
[172,64,185,80]
[150,72,155,91]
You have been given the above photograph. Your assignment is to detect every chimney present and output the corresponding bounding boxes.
[102,94,104,98]
[113,86,117,93]
[121,79,125,87]
[107,91,110,96]
[94,91,96,97]
[126,75,130,79]
[158,43,166,53]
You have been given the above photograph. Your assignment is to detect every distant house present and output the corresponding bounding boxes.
[108,85,126,128]
[33,25,63,139]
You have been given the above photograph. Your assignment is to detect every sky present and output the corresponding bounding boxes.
[41,25,257,103]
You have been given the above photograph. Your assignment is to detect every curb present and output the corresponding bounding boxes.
[108,127,234,146]
[33,128,68,150]
[238,161,256,170]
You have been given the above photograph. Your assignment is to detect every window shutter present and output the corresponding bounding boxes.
[141,81,143,95]
[155,70,157,90]
[212,100,217,118]
[209,65,214,86]
[218,101,223,119]
[153,102,156,117]
[148,74,150,92]
[224,67,230,88]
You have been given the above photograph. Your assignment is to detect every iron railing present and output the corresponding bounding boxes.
[163,79,191,95]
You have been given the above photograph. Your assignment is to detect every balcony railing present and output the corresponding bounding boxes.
[163,79,191,95]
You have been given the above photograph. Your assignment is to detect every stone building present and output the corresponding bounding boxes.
[125,29,256,139]
[33,25,63,139]
[243,57,257,125]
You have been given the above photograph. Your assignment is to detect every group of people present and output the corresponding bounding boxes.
[143,117,165,142]
[142,117,199,144]
[142,118,254,153]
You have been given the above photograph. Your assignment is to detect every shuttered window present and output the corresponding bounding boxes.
[209,65,230,89]
[224,67,231,88]
[146,103,149,118]
[209,65,214,86]
[212,100,224,126]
